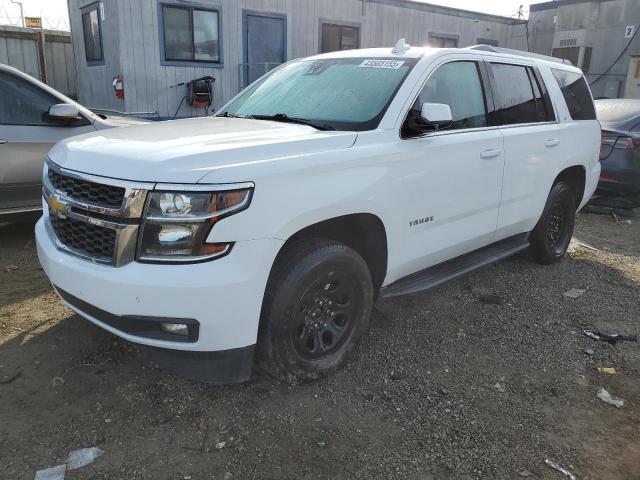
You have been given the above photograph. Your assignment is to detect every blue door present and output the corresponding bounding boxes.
[243,11,287,86]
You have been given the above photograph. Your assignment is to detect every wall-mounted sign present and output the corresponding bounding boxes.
[25,17,42,29]
[625,25,635,39]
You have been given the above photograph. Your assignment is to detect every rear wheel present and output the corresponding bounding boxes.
[529,181,576,264]
[257,239,373,383]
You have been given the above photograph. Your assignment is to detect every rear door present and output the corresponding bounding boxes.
[486,60,561,238]
[0,70,95,212]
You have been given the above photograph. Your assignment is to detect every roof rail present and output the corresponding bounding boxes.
[466,45,573,66]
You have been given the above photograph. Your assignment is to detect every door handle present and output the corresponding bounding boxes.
[480,149,502,159]
[545,139,560,148]
[0,139,7,145]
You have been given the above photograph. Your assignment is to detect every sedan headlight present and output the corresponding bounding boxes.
[137,187,253,263]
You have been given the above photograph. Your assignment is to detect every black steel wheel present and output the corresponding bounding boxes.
[292,272,361,359]
[530,181,577,264]
[258,239,373,383]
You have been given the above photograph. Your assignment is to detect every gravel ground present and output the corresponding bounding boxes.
[1,211,639,480]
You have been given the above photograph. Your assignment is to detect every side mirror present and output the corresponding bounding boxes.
[48,103,81,122]
[420,103,453,129]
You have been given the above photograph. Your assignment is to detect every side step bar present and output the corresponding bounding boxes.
[380,234,530,299]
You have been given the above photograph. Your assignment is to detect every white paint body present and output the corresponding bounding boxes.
[36,47,601,352]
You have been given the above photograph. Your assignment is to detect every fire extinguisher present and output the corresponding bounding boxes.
[113,75,124,99]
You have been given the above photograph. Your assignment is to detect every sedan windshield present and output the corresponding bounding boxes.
[220,57,417,131]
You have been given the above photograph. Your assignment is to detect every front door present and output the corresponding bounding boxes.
[393,59,504,277]
[0,70,95,212]
[243,11,286,86]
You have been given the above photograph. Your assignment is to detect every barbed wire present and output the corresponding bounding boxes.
[0,2,70,30]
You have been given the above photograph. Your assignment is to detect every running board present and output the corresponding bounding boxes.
[380,234,530,299]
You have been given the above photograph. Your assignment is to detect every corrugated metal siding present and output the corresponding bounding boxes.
[0,25,77,97]
[69,0,528,117]
[70,0,124,112]
[0,29,41,79]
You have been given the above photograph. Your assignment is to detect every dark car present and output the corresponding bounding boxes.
[593,99,640,209]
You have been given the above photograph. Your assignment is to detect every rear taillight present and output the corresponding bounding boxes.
[602,135,640,150]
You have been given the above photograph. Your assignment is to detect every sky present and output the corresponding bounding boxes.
[0,0,532,31]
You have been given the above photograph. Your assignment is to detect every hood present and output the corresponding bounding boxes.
[49,117,357,183]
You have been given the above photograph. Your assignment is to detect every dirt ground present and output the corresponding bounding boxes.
[1,211,639,480]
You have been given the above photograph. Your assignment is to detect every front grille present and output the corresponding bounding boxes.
[48,169,125,209]
[51,216,116,260]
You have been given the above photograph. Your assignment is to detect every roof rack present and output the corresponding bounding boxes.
[467,45,573,66]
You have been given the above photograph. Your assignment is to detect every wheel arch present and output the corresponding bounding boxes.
[269,213,388,297]
[555,165,586,209]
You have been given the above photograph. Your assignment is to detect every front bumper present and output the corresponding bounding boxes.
[36,217,283,352]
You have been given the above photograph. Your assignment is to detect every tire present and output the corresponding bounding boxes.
[257,239,374,383]
[529,181,577,264]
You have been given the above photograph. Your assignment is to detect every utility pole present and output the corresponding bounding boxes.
[10,0,24,28]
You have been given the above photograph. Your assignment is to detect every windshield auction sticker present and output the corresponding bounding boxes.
[359,59,405,69]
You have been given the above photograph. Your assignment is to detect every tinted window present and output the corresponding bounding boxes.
[551,69,596,121]
[81,7,102,63]
[321,24,360,53]
[491,63,551,125]
[162,6,220,63]
[413,61,488,132]
[0,72,58,126]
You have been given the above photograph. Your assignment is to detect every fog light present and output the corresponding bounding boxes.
[160,323,189,336]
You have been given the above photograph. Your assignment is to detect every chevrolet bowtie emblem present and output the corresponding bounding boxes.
[48,194,68,216]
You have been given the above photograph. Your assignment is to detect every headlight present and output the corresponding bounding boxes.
[137,187,253,263]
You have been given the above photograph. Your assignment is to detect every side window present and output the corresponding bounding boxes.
[0,72,59,126]
[491,63,551,125]
[81,4,103,64]
[551,69,596,121]
[161,5,221,64]
[321,23,360,53]
[403,61,488,136]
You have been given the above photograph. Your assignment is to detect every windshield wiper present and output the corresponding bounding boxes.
[251,113,334,131]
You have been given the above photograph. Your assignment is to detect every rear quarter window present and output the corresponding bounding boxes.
[551,69,596,121]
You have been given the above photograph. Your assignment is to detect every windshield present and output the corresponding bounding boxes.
[220,57,417,131]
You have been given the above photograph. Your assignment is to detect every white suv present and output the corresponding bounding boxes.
[36,43,601,383]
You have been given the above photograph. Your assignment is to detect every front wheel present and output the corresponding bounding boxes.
[529,181,577,264]
[257,239,373,383]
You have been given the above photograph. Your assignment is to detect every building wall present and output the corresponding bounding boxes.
[0,25,77,97]
[70,0,124,112]
[68,0,528,118]
[530,0,640,99]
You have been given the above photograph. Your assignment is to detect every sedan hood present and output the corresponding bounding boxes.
[49,117,357,183]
